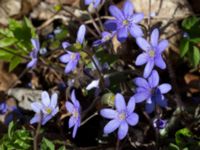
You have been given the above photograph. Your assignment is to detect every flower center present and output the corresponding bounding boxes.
[45,108,52,114]
[123,20,129,25]
[149,50,155,57]
[118,112,126,121]
[73,110,79,118]
[71,53,76,60]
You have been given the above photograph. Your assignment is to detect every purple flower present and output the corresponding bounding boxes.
[0,102,7,114]
[65,90,81,138]
[104,0,144,42]
[100,94,139,140]
[30,91,59,125]
[60,25,86,74]
[27,39,40,69]
[85,0,101,8]
[153,118,167,129]
[93,31,115,46]
[133,70,171,113]
[136,28,168,78]
[59,51,80,74]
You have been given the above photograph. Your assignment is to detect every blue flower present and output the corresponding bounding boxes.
[136,28,168,78]
[104,0,144,42]
[84,0,101,8]
[27,39,40,69]
[0,102,7,114]
[65,90,81,138]
[100,94,139,140]
[93,31,115,46]
[60,25,86,74]
[133,70,171,113]
[153,118,167,129]
[30,91,59,125]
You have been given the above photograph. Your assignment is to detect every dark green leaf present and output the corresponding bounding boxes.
[182,16,200,30]
[0,38,17,48]
[180,39,190,57]
[9,56,22,72]
[42,138,55,150]
[192,46,200,67]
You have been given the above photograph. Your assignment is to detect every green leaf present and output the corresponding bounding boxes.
[190,38,200,43]
[8,121,14,139]
[0,50,13,61]
[58,146,66,150]
[9,56,22,72]
[101,93,115,107]
[42,138,55,150]
[0,38,17,48]
[192,46,200,67]
[175,128,192,146]
[182,16,200,30]
[180,39,190,57]
[169,143,180,150]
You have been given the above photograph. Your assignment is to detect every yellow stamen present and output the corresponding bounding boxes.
[123,20,129,25]
[118,112,126,120]
[45,108,52,114]
[149,50,155,57]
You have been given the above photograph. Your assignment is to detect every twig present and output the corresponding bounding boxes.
[62,7,99,38]
[80,112,98,126]
[34,113,42,150]
[87,11,102,35]
[95,9,104,31]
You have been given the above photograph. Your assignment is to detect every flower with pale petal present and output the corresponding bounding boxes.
[135,28,168,78]
[104,0,144,42]
[65,90,81,138]
[30,91,59,125]
[100,93,139,140]
[133,70,171,113]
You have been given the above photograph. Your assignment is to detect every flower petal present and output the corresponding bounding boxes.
[100,109,118,119]
[158,84,172,94]
[30,115,40,124]
[118,121,128,140]
[129,24,143,38]
[50,93,58,108]
[123,0,134,18]
[151,28,159,47]
[62,42,70,49]
[131,13,144,23]
[148,70,159,88]
[143,61,154,78]
[104,119,120,134]
[76,25,86,44]
[104,20,118,31]
[84,0,93,5]
[59,54,71,63]
[65,101,74,113]
[72,122,79,138]
[135,53,148,66]
[64,60,78,74]
[41,91,51,107]
[31,102,42,113]
[51,107,59,116]
[157,40,168,53]
[69,116,77,128]
[109,5,124,21]
[86,79,100,90]
[145,100,155,113]
[127,96,136,114]
[126,113,139,126]
[94,0,101,8]
[117,27,128,42]
[136,37,150,51]
[155,55,166,69]
[134,91,150,103]
[115,93,126,112]
[27,59,37,69]
[31,38,40,50]
[42,114,52,125]
[134,77,149,88]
